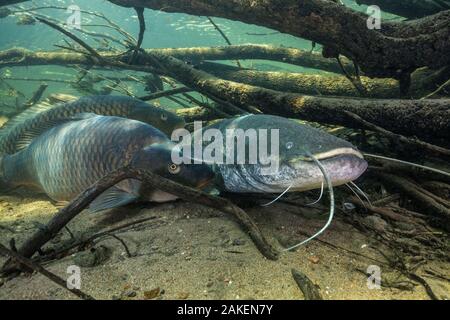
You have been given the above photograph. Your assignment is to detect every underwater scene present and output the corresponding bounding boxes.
[0,0,449,302]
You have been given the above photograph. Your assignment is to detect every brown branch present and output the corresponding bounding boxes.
[198,61,407,98]
[375,172,450,221]
[106,0,450,79]
[343,111,450,160]
[146,44,354,75]
[1,167,278,275]
[34,17,103,62]
[128,7,146,63]
[206,17,241,68]
[291,269,323,300]
[23,83,48,109]
[138,86,192,101]
[38,216,160,263]
[0,243,95,300]
[144,52,450,142]
[1,48,449,142]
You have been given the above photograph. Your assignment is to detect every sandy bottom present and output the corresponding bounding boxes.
[0,192,448,300]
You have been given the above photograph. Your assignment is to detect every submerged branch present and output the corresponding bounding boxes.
[107,0,450,79]
[1,167,278,275]
[0,243,95,300]
[147,44,354,75]
[1,47,449,142]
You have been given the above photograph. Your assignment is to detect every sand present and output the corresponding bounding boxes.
[0,191,448,300]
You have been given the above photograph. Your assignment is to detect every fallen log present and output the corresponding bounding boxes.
[0,45,352,75]
[1,48,448,142]
[106,0,450,80]
[3,0,450,79]
[148,44,354,75]
[199,62,402,98]
[145,52,450,142]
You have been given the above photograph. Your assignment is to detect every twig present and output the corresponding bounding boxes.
[138,86,192,101]
[128,7,146,64]
[374,171,450,220]
[421,77,450,99]
[337,56,367,96]
[13,5,136,45]
[0,243,95,300]
[38,217,159,263]
[64,226,75,239]
[408,273,439,300]
[343,110,450,159]
[110,235,132,258]
[207,17,241,68]
[23,83,48,109]
[35,16,103,61]
[291,269,323,300]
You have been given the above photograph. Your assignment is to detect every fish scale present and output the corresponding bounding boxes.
[1,115,168,201]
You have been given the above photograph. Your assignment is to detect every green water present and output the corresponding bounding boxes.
[0,0,399,109]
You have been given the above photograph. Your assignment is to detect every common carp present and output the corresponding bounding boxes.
[0,114,213,212]
[179,114,368,193]
[0,95,185,154]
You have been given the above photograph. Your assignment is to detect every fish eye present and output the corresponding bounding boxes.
[168,163,181,174]
[286,141,294,150]
[161,113,168,121]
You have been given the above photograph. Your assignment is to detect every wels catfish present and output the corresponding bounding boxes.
[0,114,213,212]
[0,95,185,154]
[188,114,368,194]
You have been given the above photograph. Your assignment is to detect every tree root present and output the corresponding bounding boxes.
[375,172,450,220]
[0,243,95,300]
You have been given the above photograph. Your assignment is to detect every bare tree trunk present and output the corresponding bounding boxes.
[150,44,355,75]
[107,0,450,80]
[148,52,449,142]
[1,47,448,141]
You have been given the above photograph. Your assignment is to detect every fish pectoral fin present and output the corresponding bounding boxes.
[54,200,70,209]
[88,187,139,213]
[0,94,78,137]
[15,113,99,151]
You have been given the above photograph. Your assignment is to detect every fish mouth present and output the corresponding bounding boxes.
[287,148,368,191]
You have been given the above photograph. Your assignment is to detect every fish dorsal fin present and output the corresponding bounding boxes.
[0,101,55,135]
[88,179,142,213]
[0,94,78,135]
[14,113,98,151]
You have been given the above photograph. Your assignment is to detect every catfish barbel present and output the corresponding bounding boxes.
[184,114,368,193]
